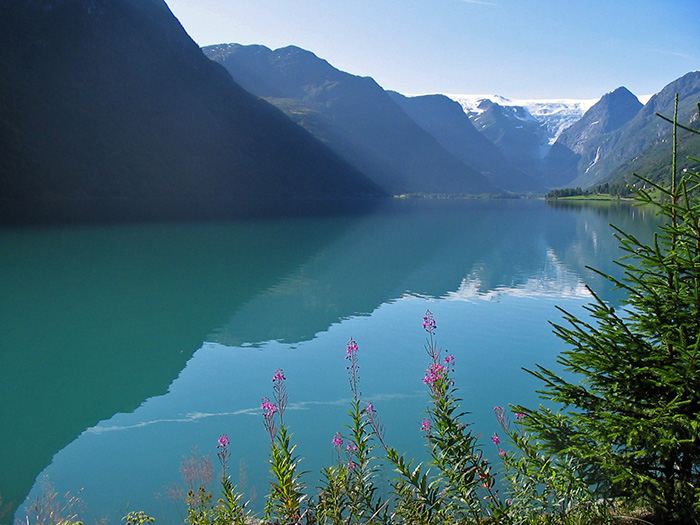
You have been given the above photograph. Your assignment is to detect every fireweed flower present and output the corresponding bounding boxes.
[217,433,230,478]
[423,361,448,397]
[262,397,278,441]
[491,432,506,458]
[346,337,360,398]
[363,400,387,446]
[423,309,437,334]
[346,441,358,453]
[515,412,526,420]
[420,418,431,436]
[271,368,288,423]
[262,399,278,415]
[423,362,445,385]
[331,431,344,463]
[346,338,358,356]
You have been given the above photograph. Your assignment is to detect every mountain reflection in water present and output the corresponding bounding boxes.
[1,199,660,524]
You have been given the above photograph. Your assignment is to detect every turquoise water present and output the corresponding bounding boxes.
[0,199,660,523]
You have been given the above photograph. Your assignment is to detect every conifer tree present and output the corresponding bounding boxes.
[522,97,700,524]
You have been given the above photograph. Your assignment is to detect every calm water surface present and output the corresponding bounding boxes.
[0,199,660,524]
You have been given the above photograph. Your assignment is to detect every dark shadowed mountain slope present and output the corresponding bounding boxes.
[387,92,543,192]
[0,0,382,224]
[203,43,497,195]
[566,72,700,188]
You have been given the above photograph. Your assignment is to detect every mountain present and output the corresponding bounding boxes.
[543,87,643,187]
[566,71,700,188]
[458,98,550,183]
[604,129,700,190]
[0,0,382,225]
[387,92,543,192]
[446,95,599,188]
[203,43,497,196]
[451,95,598,144]
[555,87,643,152]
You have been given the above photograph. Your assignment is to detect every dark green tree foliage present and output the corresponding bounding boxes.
[525,97,700,524]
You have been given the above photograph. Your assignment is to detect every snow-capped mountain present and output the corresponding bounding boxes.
[445,94,600,143]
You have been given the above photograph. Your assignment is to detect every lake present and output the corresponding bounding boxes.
[0,198,661,524]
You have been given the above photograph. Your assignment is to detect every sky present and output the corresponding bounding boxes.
[164,0,699,100]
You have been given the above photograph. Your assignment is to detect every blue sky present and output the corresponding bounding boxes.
[165,0,698,99]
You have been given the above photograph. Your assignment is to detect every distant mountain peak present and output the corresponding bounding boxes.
[559,85,643,143]
[442,94,599,143]
[539,86,643,186]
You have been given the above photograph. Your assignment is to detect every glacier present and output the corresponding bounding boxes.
[445,93,600,144]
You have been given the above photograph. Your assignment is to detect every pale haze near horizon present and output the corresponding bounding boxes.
[164,0,698,100]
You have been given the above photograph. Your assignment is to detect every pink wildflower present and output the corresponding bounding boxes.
[423,310,436,334]
[423,362,445,387]
[261,396,278,441]
[261,399,277,415]
[346,338,358,357]
[217,433,231,477]
[420,418,431,436]
[346,338,360,398]
[491,432,501,445]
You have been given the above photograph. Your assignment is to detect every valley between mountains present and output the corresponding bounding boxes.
[1,1,698,224]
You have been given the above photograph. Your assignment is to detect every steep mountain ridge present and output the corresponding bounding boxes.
[542,87,643,187]
[567,71,700,188]
[555,87,643,153]
[0,0,382,224]
[203,43,497,196]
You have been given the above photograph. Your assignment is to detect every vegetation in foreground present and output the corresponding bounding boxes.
[12,100,700,525]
